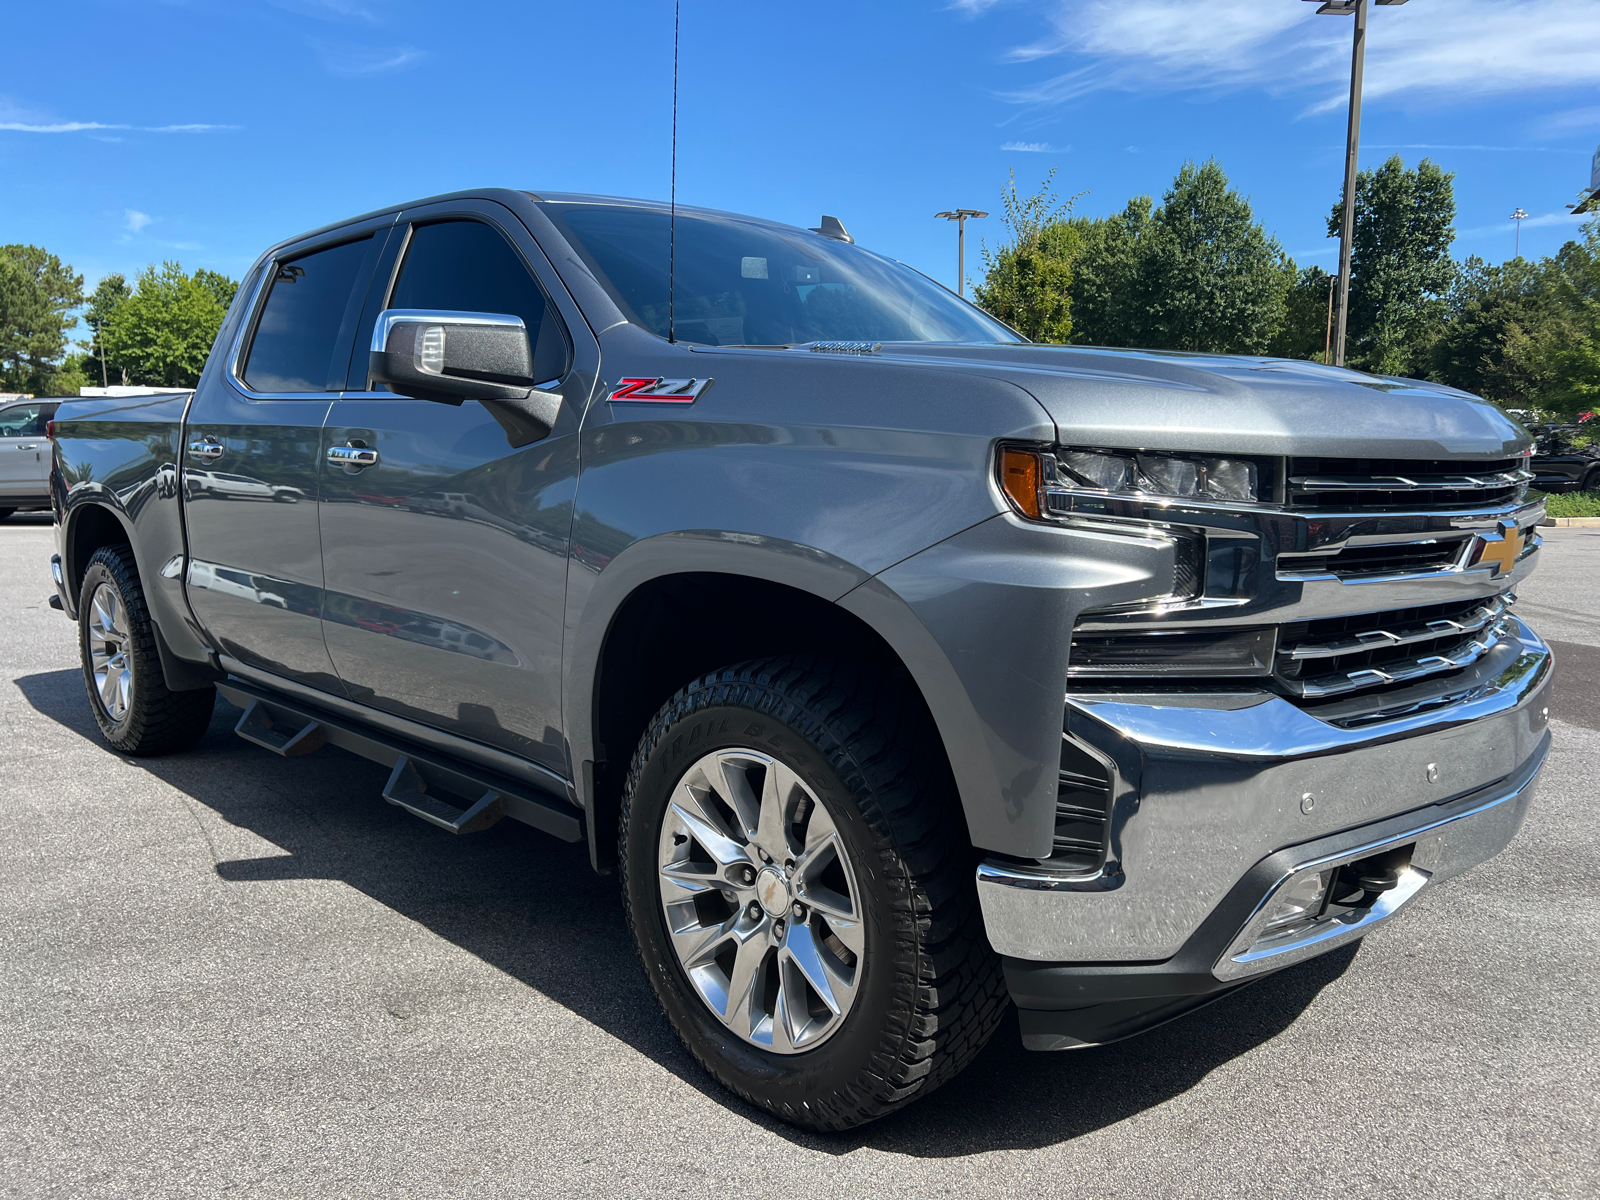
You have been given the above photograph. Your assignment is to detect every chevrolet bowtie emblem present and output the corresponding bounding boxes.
[1474,521,1524,575]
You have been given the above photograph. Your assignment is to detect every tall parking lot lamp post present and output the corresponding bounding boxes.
[935,209,988,298]
[1307,0,1408,367]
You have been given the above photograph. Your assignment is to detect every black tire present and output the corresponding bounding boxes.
[620,654,1007,1131]
[78,544,215,755]
[1582,465,1600,493]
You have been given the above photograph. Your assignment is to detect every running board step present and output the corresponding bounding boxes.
[216,680,583,843]
[234,700,327,756]
[383,756,505,835]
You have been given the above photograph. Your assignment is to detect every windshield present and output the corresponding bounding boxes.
[539,202,1022,347]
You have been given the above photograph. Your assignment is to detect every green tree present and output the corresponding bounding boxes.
[1329,155,1457,376]
[1270,266,1337,362]
[972,168,1083,342]
[1066,196,1154,348]
[0,244,85,394]
[1139,160,1292,354]
[1064,161,1291,354]
[101,262,235,388]
[81,273,132,387]
[192,268,238,313]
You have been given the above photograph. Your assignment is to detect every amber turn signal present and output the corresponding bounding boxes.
[1000,447,1042,518]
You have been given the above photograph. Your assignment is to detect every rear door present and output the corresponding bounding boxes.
[0,403,45,500]
[317,201,593,774]
[182,219,392,692]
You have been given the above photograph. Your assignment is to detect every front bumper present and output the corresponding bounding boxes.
[977,615,1552,1044]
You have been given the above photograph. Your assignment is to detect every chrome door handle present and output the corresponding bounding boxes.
[188,437,224,462]
[17,443,37,450]
[327,443,379,469]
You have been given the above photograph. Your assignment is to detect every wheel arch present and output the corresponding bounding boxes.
[568,533,973,873]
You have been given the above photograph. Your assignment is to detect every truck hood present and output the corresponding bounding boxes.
[881,343,1530,461]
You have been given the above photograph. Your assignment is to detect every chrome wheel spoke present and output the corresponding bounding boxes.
[668,788,751,872]
[712,754,763,842]
[754,758,802,863]
[722,930,770,1039]
[782,920,850,1017]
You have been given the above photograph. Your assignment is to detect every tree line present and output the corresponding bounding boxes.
[0,250,237,396]
[975,156,1600,420]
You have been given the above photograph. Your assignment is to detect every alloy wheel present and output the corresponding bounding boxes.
[87,583,132,722]
[656,748,866,1054]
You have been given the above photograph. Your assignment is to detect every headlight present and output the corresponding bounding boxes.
[999,446,1273,518]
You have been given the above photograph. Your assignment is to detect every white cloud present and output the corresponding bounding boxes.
[1458,210,1587,238]
[124,210,153,233]
[311,40,423,77]
[0,96,237,136]
[1000,140,1065,152]
[1534,105,1600,139]
[989,0,1600,115]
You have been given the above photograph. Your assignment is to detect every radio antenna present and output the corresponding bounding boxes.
[668,0,679,344]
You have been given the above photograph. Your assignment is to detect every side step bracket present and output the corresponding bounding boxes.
[234,699,327,757]
[383,756,505,835]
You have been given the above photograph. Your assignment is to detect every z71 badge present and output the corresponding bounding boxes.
[607,377,713,403]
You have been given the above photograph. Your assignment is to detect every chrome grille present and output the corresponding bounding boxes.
[1276,594,1513,699]
[1287,457,1529,511]
[1276,537,1470,581]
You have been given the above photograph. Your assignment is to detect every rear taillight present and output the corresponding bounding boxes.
[45,419,55,440]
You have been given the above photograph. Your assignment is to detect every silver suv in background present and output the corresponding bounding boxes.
[47,189,1552,1130]
[0,398,63,520]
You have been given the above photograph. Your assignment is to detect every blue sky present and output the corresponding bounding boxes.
[2,0,1598,301]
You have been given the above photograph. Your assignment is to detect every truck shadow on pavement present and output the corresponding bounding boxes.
[17,668,1354,1156]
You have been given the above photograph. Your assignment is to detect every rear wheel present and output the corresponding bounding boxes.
[78,545,215,755]
[620,654,1007,1131]
[1582,465,1600,492]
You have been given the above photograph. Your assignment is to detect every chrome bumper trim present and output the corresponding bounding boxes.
[977,616,1552,961]
[1212,750,1544,981]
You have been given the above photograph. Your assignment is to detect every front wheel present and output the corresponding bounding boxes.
[620,655,1007,1131]
[78,545,215,755]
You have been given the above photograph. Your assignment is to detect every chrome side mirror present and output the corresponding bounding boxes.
[369,308,560,447]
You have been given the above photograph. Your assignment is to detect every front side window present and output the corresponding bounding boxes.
[243,236,373,393]
[540,203,1022,347]
[384,220,570,385]
[0,404,44,437]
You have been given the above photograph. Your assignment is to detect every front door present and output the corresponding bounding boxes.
[183,224,390,693]
[317,205,591,775]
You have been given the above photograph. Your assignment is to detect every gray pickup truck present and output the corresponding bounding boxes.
[48,188,1552,1131]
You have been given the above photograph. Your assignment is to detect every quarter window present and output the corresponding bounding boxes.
[243,236,373,393]
[385,220,570,385]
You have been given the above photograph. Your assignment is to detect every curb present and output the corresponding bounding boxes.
[1541,516,1600,527]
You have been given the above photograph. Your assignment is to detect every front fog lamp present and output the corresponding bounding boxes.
[1257,869,1332,940]
[1055,448,1262,504]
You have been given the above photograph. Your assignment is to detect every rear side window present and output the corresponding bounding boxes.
[244,236,373,393]
[386,220,570,384]
[0,404,44,437]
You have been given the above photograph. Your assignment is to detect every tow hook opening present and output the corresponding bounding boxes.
[1330,845,1414,912]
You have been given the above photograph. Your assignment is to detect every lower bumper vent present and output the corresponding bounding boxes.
[1049,737,1113,872]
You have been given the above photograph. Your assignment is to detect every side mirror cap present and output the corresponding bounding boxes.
[370,309,535,406]
[368,309,559,446]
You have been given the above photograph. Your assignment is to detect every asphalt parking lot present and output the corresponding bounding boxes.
[2,511,1597,1199]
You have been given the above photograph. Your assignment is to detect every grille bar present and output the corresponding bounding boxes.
[1281,594,1511,662]
[1293,619,1507,698]
[1287,456,1529,512]
[1290,470,1531,493]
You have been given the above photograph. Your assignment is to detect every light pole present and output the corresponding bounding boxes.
[1510,208,1528,259]
[934,209,988,297]
[1306,0,1408,368]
